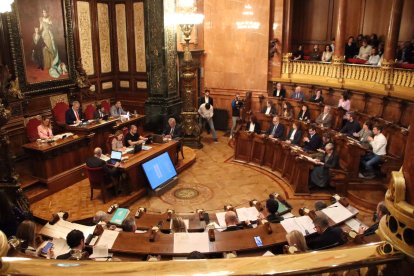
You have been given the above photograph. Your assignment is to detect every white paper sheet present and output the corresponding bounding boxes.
[280,216,316,236]
[142,145,152,151]
[345,218,366,232]
[215,212,227,228]
[263,250,275,256]
[50,238,70,259]
[282,212,295,219]
[96,230,119,249]
[236,207,259,222]
[173,232,210,253]
[322,202,355,224]
[90,245,109,259]
[39,220,95,240]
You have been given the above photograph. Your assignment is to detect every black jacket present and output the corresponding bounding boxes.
[267,213,284,223]
[303,133,322,152]
[223,224,253,232]
[65,108,84,125]
[267,123,285,139]
[298,110,310,121]
[273,88,286,98]
[286,129,302,145]
[163,124,182,139]
[198,96,214,107]
[86,156,118,177]
[246,122,261,134]
[340,120,361,137]
[308,227,345,250]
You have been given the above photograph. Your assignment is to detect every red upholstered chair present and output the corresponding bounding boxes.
[400,63,414,70]
[25,116,42,142]
[303,56,311,61]
[84,103,96,120]
[106,134,115,153]
[347,58,367,64]
[100,100,111,114]
[85,166,115,203]
[50,94,69,125]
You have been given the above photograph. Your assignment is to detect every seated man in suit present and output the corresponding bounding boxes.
[290,86,305,101]
[285,122,302,145]
[315,105,333,128]
[223,211,253,232]
[273,82,286,98]
[93,104,108,119]
[65,101,84,125]
[359,201,389,236]
[110,101,127,117]
[57,230,89,260]
[264,198,284,223]
[86,147,127,194]
[262,100,276,116]
[266,115,285,139]
[308,213,345,250]
[303,125,322,152]
[163,118,182,139]
[124,125,147,147]
[245,115,261,134]
[309,143,339,189]
[340,113,361,136]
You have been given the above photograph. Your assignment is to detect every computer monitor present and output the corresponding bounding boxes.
[142,152,177,190]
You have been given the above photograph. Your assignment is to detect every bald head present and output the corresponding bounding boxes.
[225,211,238,226]
[94,147,102,157]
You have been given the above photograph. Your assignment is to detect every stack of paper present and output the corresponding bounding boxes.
[280,216,316,236]
[236,207,259,222]
[215,212,227,228]
[96,230,119,249]
[39,220,95,240]
[173,233,210,253]
[322,202,355,224]
[345,218,367,232]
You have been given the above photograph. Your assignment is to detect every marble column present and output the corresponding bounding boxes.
[144,0,182,132]
[282,0,293,54]
[384,0,404,62]
[333,0,346,59]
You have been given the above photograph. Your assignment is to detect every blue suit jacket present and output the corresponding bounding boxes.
[267,124,285,139]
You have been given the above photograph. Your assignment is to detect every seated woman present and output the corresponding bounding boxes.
[112,130,126,151]
[310,44,320,61]
[309,143,339,189]
[366,47,380,66]
[262,100,276,116]
[293,45,304,60]
[321,45,333,62]
[16,220,53,258]
[285,230,308,253]
[37,116,53,139]
[171,217,187,233]
[286,122,302,145]
[310,89,324,103]
[93,104,108,119]
[297,105,310,122]
[281,102,293,119]
[338,92,351,112]
[353,121,373,147]
[356,39,372,60]
[245,115,261,134]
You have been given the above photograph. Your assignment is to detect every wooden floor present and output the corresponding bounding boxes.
[31,131,381,226]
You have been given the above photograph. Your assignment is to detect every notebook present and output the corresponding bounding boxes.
[107,150,122,165]
[110,208,130,225]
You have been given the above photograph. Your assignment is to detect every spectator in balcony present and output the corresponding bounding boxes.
[345,36,358,60]
[273,82,286,98]
[396,41,413,63]
[359,125,387,179]
[353,121,373,147]
[308,213,345,250]
[281,102,293,119]
[338,92,351,112]
[246,115,261,134]
[366,48,380,66]
[315,105,333,128]
[356,39,372,60]
[310,44,321,61]
[293,45,304,61]
[369,33,379,48]
[310,89,324,104]
[310,143,339,189]
[340,113,361,137]
[297,104,310,122]
[286,230,308,253]
[356,34,364,47]
[330,38,335,53]
[321,45,333,62]
[290,86,305,101]
[286,122,302,146]
[262,100,277,116]
[378,42,385,57]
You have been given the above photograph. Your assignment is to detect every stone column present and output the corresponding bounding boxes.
[384,0,404,62]
[282,0,293,54]
[333,0,346,59]
[144,0,182,132]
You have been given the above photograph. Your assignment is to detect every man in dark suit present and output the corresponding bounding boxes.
[163,118,182,139]
[93,104,108,120]
[310,143,339,188]
[290,86,305,101]
[340,113,361,136]
[57,230,89,260]
[359,201,389,236]
[198,89,214,108]
[303,125,322,152]
[272,82,286,98]
[65,101,84,125]
[308,213,345,250]
[267,116,285,139]
[222,211,253,232]
[264,198,284,223]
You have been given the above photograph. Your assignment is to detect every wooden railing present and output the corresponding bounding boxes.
[0,242,406,275]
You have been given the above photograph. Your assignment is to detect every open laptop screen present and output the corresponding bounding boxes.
[110,150,122,160]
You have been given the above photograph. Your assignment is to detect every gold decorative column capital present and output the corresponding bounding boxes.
[332,55,345,64]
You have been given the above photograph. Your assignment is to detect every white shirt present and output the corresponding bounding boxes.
[249,123,256,132]
[205,96,209,104]
[198,103,214,119]
[370,133,387,155]
[289,129,297,140]
[322,113,328,121]
[366,55,380,66]
[275,90,281,96]
[265,106,271,115]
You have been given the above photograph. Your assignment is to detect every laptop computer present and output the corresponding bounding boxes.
[107,150,122,165]
[152,134,165,144]
[133,143,142,154]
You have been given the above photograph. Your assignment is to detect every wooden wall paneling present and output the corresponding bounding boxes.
[400,102,414,127]
[381,98,402,124]
[362,0,392,41]
[349,91,366,112]
[332,0,364,40]
[398,0,414,43]
[364,95,384,117]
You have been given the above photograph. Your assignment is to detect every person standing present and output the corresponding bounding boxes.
[230,93,243,138]
[198,103,218,142]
